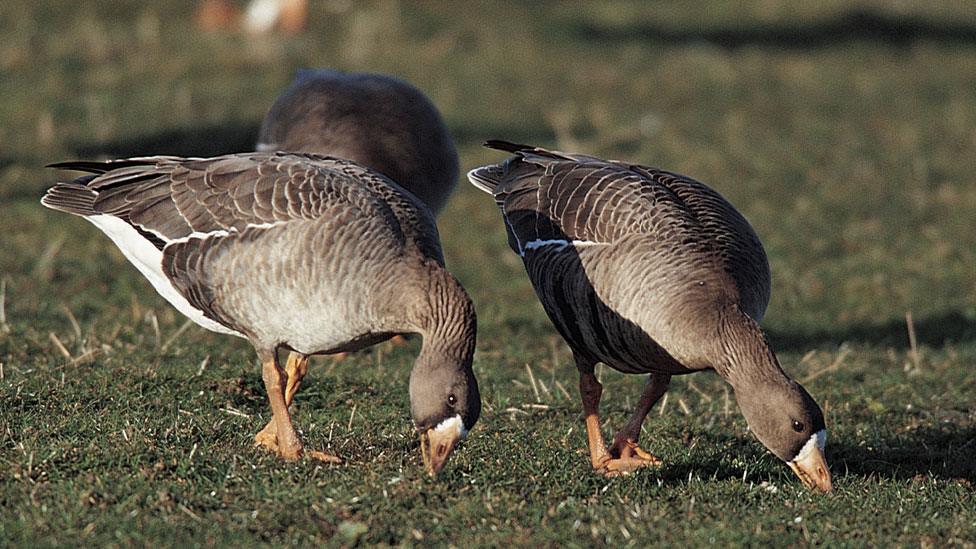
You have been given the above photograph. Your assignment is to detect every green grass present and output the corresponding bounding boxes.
[2,0,975,545]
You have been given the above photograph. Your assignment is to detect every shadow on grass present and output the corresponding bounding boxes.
[649,424,976,487]
[830,425,976,483]
[70,120,553,161]
[766,310,976,352]
[577,9,976,50]
[73,121,262,158]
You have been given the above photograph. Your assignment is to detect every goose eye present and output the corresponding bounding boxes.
[792,420,804,433]
[447,394,457,406]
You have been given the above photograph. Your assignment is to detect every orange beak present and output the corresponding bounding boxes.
[419,425,462,477]
[788,445,833,492]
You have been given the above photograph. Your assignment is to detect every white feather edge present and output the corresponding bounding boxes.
[465,167,495,194]
[520,238,605,257]
[792,429,827,463]
[86,215,259,338]
[433,414,467,440]
[464,167,608,257]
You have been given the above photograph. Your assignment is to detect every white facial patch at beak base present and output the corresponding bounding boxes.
[433,414,467,440]
[792,429,827,462]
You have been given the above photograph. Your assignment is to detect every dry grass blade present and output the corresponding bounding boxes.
[63,348,102,368]
[160,319,194,352]
[220,407,250,419]
[525,364,541,402]
[347,403,357,431]
[686,379,713,402]
[147,311,161,349]
[0,278,10,334]
[33,235,65,280]
[906,311,921,370]
[554,379,573,400]
[48,332,72,359]
[179,504,203,522]
[61,306,82,339]
[802,345,852,384]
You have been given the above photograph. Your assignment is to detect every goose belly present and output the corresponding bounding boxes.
[233,284,386,355]
[86,215,245,337]
[201,217,402,354]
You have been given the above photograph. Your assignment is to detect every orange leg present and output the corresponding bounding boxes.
[254,351,339,463]
[608,373,669,465]
[579,367,610,469]
[576,355,666,476]
[258,349,302,460]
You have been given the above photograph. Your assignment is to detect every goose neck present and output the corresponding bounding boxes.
[416,267,476,363]
[717,308,788,391]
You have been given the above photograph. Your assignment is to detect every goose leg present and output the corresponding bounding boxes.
[254,352,307,448]
[577,359,610,470]
[258,350,303,460]
[254,351,340,463]
[607,373,669,466]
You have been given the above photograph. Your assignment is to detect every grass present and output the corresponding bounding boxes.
[2,0,975,545]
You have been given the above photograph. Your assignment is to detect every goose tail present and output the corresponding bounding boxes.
[41,180,98,216]
[466,164,504,194]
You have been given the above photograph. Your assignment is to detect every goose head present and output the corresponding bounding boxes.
[406,268,480,477]
[410,349,480,477]
[735,377,832,492]
[721,309,832,492]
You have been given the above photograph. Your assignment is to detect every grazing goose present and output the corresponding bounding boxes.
[257,69,459,215]
[468,141,831,492]
[42,151,479,476]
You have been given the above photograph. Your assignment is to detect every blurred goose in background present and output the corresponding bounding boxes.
[195,0,307,35]
[42,151,479,476]
[469,141,831,492]
[257,69,459,215]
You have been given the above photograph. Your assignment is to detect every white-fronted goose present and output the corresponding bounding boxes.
[42,151,479,475]
[257,69,459,215]
[469,141,831,492]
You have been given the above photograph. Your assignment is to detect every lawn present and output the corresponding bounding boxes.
[1,0,974,546]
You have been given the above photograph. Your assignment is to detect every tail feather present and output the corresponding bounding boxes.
[470,140,577,194]
[41,182,98,216]
[483,139,537,154]
[47,156,181,175]
[483,139,581,164]
[466,165,503,194]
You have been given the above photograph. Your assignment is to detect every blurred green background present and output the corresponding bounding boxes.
[1,1,974,546]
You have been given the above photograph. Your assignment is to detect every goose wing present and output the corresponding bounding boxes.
[468,141,701,254]
[43,152,444,334]
[45,151,442,262]
[469,141,770,318]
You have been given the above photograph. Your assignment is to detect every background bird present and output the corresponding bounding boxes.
[257,69,459,215]
[42,151,479,476]
[469,140,831,492]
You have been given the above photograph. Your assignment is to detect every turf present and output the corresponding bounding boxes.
[1,1,975,546]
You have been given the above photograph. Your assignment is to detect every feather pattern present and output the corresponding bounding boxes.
[42,151,448,351]
[469,141,771,375]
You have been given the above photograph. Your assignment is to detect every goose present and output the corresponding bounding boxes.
[42,151,479,476]
[257,69,459,215]
[468,141,832,492]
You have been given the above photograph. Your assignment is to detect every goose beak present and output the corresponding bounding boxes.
[788,430,832,492]
[419,415,465,477]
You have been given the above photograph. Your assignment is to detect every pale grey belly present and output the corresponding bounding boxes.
[203,217,403,353]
